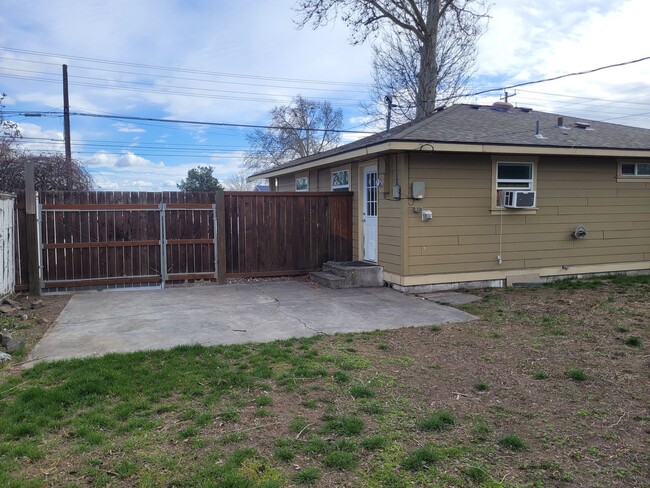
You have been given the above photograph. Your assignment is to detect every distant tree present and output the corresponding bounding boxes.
[1,93,21,159]
[177,165,224,192]
[0,153,94,192]
[224,169,256,191]
[244,95,343,172]
[1,93,93,192]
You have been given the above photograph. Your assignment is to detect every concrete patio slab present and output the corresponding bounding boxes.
[419,291,482,305]
[28,280,476,364]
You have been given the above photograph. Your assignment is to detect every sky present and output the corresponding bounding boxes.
[1,0,649,191]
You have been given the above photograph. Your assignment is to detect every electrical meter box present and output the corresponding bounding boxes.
[412,181,425,199]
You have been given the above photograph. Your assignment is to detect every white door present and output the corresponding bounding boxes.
[363,166,378,262]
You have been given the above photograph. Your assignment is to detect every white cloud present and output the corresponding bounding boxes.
[114,123,145,133]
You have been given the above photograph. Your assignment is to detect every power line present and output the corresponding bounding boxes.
[0,46,372,87]
[12,110,377,134]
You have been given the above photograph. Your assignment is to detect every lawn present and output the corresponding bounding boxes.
[1,275,648,487]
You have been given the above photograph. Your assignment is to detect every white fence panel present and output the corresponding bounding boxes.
[0,193,16,297]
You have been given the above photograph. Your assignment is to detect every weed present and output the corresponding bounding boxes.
[256,394,273,406]
[322,416,364,436]
[323,451,357,470]
[430,325,442,332]
[461,464,489,483]
[361,435,387,450]
[616,325,630,333]
[565,369,589,381]
[350,384,375,398]
[418,411,455,432]
[301,436,329,454]
[402,446,441,470]
[301,399,318,409]
[624,336,642,347]
[360,402,383,415]
[289,417,309,434]
[217,407,240,422]
[499,433,527,450]
[294,467,321,485]
[474,381,490,391]
[533,371,549,380]
[222,431,249,443]
[178,426,198,439]
[473,421,491,440]
[334,371,351,383]
[274,446,294,462]
[255,407,272,417]
[378,343,390,351]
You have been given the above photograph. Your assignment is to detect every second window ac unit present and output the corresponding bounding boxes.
[501,191,536,208]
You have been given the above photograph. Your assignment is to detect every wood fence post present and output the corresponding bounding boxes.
[214,190,227,284]
[24,160,41,296]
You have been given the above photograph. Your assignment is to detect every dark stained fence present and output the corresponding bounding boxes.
[225,192,352,278]
[14,191,352,290]
[15,191,216,290]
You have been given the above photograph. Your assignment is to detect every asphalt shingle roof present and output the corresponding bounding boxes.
[253,103,650,177]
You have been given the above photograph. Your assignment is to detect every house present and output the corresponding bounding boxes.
[250,103,650,291]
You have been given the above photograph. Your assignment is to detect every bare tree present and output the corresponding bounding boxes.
[0,153,94,192]
[0,93,20,159]
[244,95,343,172]
[224,169,257,191]
[294,0,489,119]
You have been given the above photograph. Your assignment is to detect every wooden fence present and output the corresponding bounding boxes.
[225,192,352,278]
[14,191,352,291]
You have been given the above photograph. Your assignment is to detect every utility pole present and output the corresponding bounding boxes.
[384,95,393,132]
[62,64,72,190]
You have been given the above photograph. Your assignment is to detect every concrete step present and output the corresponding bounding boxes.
[322,261,384,287]
[310,271,348,289]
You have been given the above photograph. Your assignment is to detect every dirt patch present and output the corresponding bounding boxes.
[0,293,70,367]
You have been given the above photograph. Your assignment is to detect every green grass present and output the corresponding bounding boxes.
[499,433,527,450]
[323,450,358,470]
[255,394,273,406]
[294,467,320,484]
[565,369,589,381]
[474,381,490,391]
[350,384,375,398]
[624,336,642,347]
[533,371,549,380]
[402,446,442,471]
[322,416,364,436]
[418,410,455,432]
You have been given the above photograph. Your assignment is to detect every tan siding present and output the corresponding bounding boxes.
[405,153,650,280]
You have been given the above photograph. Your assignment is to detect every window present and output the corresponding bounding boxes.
[620,162,650,176]
[295,176,308,191]
[491,158,537,211]
[331,170,349,191]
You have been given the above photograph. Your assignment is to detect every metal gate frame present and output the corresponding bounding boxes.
[38,202,218,290]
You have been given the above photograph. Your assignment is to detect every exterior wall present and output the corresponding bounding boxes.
[397,152,650,285]
[0,194,16,297]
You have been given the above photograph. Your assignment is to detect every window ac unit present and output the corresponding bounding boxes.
[501,191,536,208]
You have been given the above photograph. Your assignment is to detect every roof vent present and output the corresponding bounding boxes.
[556,117,568,129]
[470,104,481,110]
[574,121,593,130]
[434,105,446,113]
[518,107,533,113]
[492,101,514,112]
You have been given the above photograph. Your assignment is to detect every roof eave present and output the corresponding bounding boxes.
[249,141,650,181]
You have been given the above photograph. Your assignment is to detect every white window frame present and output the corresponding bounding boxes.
[618,160,650,182]
[295,175,308,192]
[331,169,350,191]
[491,157,538,213]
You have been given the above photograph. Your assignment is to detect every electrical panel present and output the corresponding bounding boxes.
[411,181,425,199]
